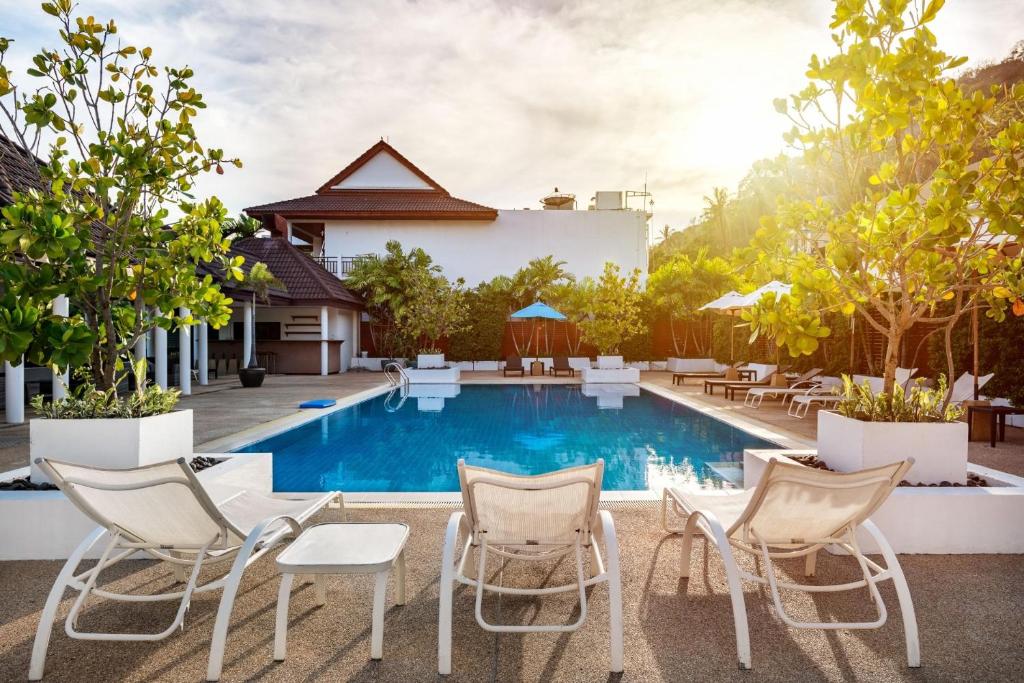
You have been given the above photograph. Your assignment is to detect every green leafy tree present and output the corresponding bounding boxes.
[577,262,646,355]
[746,0,1024,393]
[401,273,469,354]
[345,240,439,358]
[647,249,737,357]
[547,277,596,355]
[0,2,243,389]
[702,187,731,250]
[221,214,263,241]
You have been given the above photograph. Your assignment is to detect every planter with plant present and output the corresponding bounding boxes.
[578,263,646,366]
[28,362,191,482]
[818,376,967,485]
[237,262,283,388]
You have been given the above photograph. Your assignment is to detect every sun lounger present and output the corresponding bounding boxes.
[740,369,825,406]
[28,457,338,682]
[438,460,622,675]
[672,360,746,386]
[788,392,843,417]
[703,365,786,396]
[503,356,525,377]
[549,356,575,377]
[661,457,919,670]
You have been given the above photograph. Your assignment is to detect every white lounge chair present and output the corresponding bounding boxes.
[661,458,919,670]
[788,391,843,417]
[949,371,995,404]
[742,368,825,407]
[28,457,339,682]
[438,459,622,675]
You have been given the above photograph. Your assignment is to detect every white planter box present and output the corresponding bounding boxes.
[580,367,640,383]
[817,410,967,485]
[417,353,446,369]
[473,360,500,371]
[743,449,1024,554]
[650,361,668,371]
[625,361,650,371]
[30,410,194,483]
[569,357,593,370]
[666,358,717,373]
[447,361,475,371]
[404,367,460,384]
[352,357,406,371]
[596,355,624,370]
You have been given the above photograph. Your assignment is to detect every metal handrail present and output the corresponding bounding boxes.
[383,361,409,387]
[384,384,409,413]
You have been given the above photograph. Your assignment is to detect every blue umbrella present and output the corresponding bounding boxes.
[510,302,566,361]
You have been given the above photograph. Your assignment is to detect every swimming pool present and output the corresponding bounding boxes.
[235,384,778,493]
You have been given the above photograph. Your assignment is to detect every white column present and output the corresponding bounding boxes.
[320,305,329,376]
[154,326,168,389]
[198,322,209,386]
[352,309,361,368]
[243,301,253,368]
[51,295,70,400]
[5,359,25,424]
[179,307,191,396]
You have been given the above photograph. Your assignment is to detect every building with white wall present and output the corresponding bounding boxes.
[245,140,650,286]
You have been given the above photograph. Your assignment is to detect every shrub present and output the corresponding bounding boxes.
[835,375,962,423]
[30,362,180,419]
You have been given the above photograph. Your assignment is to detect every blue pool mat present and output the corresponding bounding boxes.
[299,398,336,409]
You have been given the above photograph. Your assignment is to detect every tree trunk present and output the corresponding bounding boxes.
[669,317,681,356]
[248,292,259,368]
[881,332,900,394]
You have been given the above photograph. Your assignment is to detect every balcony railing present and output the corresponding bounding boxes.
[308,254,375,278]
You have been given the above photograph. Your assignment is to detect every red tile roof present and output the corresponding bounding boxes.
[245,140,497,221]
[203,237,363,309]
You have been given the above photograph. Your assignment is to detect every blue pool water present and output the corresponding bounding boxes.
[236,384,777,493]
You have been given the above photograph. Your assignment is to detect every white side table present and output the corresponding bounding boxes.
[274,522,409,661]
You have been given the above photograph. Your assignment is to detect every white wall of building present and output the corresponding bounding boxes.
[332,150,433,190]
[320,209,649,286]
[330,307,354,371]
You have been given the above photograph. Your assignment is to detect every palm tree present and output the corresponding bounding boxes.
[657,224,674,243]
[221,214,263,241]
[702,187,730,250]
[244,262,284,369]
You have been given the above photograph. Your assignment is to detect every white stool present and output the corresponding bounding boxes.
[274,522,409,661]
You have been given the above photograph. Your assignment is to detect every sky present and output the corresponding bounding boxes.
[1,0,1021,235]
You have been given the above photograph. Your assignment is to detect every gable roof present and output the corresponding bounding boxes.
[245,140,497,221]
[202,237,363,309]
[316,140,446,194]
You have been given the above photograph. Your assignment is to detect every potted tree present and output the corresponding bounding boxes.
[402,272,469,369]
[578,263,646,368]
[238,262,283,388]
[0,5,245,476]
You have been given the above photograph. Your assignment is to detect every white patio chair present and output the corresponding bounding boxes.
[788,392,843,418]
[742,368,825,408]
[28,457,339,682]
[438,459,622,675]
[661,457,919,670]
[949,371,995,404]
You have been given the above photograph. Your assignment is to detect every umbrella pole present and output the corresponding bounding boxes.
[972,305,979,400]
[729,319,735,362]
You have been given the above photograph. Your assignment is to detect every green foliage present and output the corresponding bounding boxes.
[447,286,507,361]
[647,249,736,356]
[546,277,596,355]
[836,375,963,423]
[346,240,439,357]
[221,215,263,241]
[402,273,470,354]
[0,3,244,389]
[942,308,1024,407]
[745,0,1024,392]
[577,263,646,355]
[31,360,179,419]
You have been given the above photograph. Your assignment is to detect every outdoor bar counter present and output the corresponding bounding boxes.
[207,340,344,374]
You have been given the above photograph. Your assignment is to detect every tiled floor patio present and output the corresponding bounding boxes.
[1,370,1022,681]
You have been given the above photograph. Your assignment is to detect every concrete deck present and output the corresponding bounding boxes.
[1,505,1021,681]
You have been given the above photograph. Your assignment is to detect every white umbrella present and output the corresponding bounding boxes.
[699,283,792,361]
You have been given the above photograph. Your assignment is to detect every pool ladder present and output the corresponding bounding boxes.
[383,361,410,387]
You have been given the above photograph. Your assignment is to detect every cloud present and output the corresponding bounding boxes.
[1,0,1021,229]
